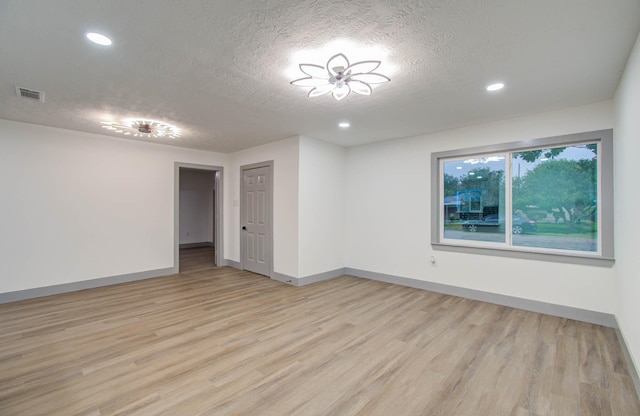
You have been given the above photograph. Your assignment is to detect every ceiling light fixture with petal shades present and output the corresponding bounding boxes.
[100,118,182,139]
[290,53,390,100]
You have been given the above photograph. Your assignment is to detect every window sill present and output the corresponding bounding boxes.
[431,242,614,267]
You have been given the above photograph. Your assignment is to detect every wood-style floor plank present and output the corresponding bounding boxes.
[179,246,216,273]
[1,266,639,415]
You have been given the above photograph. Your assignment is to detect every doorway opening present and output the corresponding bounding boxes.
[175,163,223,273]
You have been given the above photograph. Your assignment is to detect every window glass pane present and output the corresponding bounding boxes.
[443,155,506,243]
[511,143,598,252]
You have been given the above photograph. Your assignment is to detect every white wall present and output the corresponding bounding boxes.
[614,32,640,374]
[346,101,616,313]
[179,169,215,245]
[298,136,346,277]
[0,120,227,293]
[227,137,300,277]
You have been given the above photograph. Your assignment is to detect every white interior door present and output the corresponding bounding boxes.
[241,165,271,276]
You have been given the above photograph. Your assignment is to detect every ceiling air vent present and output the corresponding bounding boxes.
[15,86,45,103]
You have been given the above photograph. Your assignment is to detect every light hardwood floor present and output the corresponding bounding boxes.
[179,246,216,273]
[1,267,639,415]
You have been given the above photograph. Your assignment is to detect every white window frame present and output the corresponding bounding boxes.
[431,129,614,266]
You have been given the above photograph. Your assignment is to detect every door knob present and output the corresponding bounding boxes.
[242,226,247,230]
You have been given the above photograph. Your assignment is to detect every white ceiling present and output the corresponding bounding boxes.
[1,0,639,153]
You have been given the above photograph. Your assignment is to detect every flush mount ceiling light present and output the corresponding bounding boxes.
[100,118,181,138]
[85,32,112,46]
[291,53,390,100]
[338,122,350,128]
[486,82,505,92]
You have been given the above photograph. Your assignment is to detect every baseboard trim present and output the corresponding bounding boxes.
[3,263,618,327]
[272,268,345,287]
[615,317,640,399]
[179,242,213,249]
[298,268,345,286]
[271,272,297,285]
[344,267,617,328]
[222,259,241,269]
[0,267,176,304]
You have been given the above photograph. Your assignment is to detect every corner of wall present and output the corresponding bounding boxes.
[613,29,640,398]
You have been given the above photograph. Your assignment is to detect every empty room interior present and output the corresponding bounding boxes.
[2,1,640,414]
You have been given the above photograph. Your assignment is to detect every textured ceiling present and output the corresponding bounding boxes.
[1,0,639,153]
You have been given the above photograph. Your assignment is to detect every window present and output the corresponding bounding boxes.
[431,130,613,266]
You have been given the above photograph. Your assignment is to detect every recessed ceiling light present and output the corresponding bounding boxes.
[486,82,504,92]
[339,122,350,128]
[86,32,112,46]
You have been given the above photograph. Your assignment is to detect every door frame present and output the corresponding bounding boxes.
[240,161,274,278]
[174,162,224,273]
